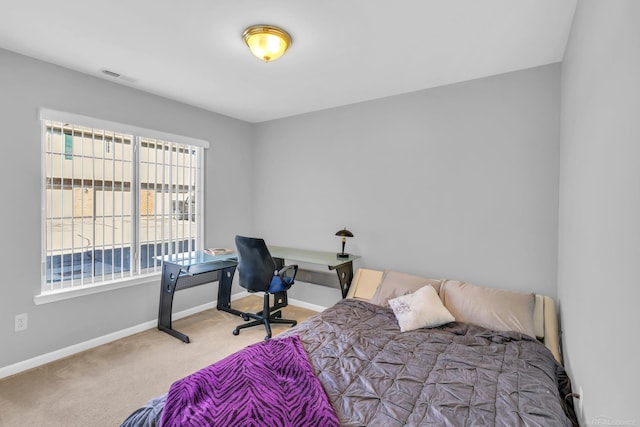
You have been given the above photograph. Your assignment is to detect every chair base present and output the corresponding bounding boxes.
[233,292,297,340]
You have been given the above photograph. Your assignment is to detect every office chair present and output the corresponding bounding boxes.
[233,235,298,340]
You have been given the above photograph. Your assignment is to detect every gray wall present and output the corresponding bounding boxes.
[558,1,639,424]
[255,64,561,308]
[1,45,566,403]
[0,49,255,368]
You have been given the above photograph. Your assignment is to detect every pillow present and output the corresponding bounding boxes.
[388,285,455,332]
[345,269,384,301]
[370,270,443,307]
[439,280,536,338]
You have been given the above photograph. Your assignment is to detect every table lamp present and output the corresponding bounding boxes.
[335,227,354,258]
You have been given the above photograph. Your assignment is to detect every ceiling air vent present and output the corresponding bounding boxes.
[101,69,121,78]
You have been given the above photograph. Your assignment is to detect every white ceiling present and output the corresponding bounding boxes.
[0,0,576,123]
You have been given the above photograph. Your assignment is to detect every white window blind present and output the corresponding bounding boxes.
[40,110,207,293]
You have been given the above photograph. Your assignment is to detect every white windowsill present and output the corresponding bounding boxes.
[34,273,161,305]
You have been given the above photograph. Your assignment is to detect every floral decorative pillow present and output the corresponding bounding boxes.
[388,285,455,332]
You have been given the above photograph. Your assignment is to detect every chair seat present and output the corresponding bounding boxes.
[269,276,293,293]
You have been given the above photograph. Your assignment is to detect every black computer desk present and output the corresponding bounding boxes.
[157,247,360,343]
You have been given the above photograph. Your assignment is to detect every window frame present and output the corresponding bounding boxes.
[37,109,209,304]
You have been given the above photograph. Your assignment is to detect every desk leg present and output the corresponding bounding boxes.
[158,263,190,343]
[331,261,354,299]
[216,265,244,317]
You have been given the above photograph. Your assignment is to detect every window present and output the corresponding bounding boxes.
[39,109,208,294]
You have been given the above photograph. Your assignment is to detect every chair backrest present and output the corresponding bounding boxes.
[235,235,276,293]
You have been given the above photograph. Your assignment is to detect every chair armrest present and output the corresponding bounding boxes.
[277,264,298,282]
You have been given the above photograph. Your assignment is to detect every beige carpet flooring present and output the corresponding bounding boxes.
[0,296,318,427]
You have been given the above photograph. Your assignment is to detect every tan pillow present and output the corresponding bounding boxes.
[370,270,442,307]
[439,280,536,338]
[388,285,455,332]
[345,269,384,301]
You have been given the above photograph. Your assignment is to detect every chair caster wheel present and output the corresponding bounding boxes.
[264,335,271,341]
[233,329,239,336]
[242,314,250,321]
[292,321,297,327]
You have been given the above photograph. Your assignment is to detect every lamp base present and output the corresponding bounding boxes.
[337,253,350,258]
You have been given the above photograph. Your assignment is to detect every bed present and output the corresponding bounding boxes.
[121,268,578,426]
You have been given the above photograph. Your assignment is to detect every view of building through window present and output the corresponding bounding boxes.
[42,120,202,292]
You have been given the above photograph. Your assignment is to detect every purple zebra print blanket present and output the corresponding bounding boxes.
[159,335,339,427]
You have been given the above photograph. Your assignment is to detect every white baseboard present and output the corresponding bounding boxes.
[230,292,327,313]
[0,293,248,380]
[288,298,327,313]
[0,292,326,380]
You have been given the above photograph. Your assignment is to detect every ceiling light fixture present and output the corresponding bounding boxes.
[242,25,292,62]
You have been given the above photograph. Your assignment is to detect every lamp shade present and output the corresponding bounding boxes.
[335,228,354,238]
[242,25,291,62]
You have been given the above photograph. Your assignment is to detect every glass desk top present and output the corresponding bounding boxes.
[268,245,360,269]
[157,251,238,276]
[158,246,359,272]
[159,250,235,265]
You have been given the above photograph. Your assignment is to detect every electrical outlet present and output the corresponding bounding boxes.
[14,313,28,332]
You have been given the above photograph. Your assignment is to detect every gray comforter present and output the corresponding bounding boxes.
[281,299,575,427]
[122,299,576,426]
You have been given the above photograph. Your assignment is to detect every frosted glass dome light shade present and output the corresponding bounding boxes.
[242,25,292,62]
